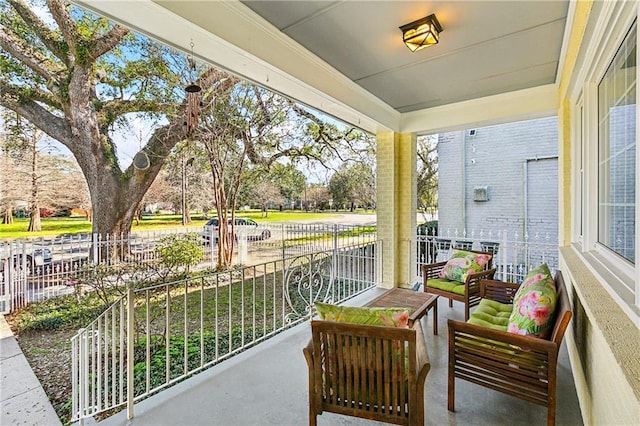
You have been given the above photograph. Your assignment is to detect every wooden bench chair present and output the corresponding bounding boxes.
[447,271,572,426]
[422,249,496,321]
[303,320,430,426]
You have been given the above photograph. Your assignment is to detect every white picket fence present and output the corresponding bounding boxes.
[0,224,376,314]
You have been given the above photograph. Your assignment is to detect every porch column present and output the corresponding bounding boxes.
[376,131,417,289]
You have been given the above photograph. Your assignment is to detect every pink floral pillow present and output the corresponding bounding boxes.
[508,264,557,338]
[438,250,492,283]
[315,302,410,328]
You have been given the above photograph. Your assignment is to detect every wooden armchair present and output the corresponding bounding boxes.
[422,249,496,321]
[303,320,430,426]
[447,271,572,426]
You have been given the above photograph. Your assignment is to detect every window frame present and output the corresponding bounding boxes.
[572,1,640,317]
[595,22,636,264]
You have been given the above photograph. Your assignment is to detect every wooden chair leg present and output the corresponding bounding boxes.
[547,383,556,426]
[448,324,455,412]
[448,367,455,412]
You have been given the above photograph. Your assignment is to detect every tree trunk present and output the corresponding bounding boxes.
[28,205,41,231]
[27,136,41,232]
[2,206,13,224]
[63,65,184,245]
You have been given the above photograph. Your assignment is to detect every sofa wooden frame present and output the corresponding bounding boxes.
[422,249,497,321]
[447,271,572,426]
[304,320,430,426]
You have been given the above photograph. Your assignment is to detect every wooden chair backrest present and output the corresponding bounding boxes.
[309,320,418,424]
[550,270,572,347]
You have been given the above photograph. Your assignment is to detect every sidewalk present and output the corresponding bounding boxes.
[0,315,61,426]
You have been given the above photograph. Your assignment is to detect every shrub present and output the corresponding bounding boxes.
[155,233,204,273]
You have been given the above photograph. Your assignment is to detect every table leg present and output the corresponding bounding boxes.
[433,300,438,335]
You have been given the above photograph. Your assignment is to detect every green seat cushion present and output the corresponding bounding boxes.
[467,299,512,331]
[427,278,466,295]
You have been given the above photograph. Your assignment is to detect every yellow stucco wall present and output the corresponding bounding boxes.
[376,131,417,288]
[558,1,640,424]
[558,0,593,246]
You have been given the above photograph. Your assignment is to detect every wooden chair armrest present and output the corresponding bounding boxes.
[447,319,557,354]
[303,338,314,367]
[414,322,431,385]
[480,279,520,302]
[422,261,447,281]
[464,268,496,291]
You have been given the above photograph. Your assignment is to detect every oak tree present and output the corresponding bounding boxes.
[0,0,223,237]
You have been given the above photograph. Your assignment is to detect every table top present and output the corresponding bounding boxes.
[365,288,438,327]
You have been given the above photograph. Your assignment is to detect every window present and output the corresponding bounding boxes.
[597,21,636,264]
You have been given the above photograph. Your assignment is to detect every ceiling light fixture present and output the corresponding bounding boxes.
[399,14,442,52]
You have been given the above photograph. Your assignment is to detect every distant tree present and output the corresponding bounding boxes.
[0,131,20,224]
[269,163,305,205]
[2,106,91,229]
[196,81,372,269]
[328,162,375,211]
[307,184,330,211]
[251,182,284,217]
[416,135,438,214]
[3,112,47,231]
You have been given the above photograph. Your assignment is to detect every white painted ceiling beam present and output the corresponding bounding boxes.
[401,84,559,135]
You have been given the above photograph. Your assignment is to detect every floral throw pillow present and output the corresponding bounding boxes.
[438,250,492,283]
[315,302,410,328]
[512,263,554,303]
[508,264,557,338]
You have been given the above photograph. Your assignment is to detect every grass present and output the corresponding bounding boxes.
[0,210,365,239]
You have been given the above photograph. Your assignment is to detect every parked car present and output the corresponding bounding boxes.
[202,217,271,244]
[0,242,53,273]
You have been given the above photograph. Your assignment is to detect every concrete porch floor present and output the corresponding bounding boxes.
[94,289,583,426]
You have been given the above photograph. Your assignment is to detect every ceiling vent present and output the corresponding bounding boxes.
[473,186,489,202]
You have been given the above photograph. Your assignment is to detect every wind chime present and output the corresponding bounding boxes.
[184,40,201,136]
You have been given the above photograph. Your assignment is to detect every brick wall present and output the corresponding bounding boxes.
[437,116,559,243]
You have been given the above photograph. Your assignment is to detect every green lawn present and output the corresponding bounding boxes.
[0,210,360,239]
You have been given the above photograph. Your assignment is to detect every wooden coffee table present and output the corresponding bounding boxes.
[365,288,439,334]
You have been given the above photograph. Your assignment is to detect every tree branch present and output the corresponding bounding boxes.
[0,83,72,144]
[0,25,63,82]
[46,0,79,60]
[98,98,164,125]
[89,25,129,60]
[7,0,69,65]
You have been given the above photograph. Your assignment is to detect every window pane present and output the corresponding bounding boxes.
[598,21,636,263]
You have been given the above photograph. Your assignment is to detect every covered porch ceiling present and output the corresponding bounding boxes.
[75,0,570,134]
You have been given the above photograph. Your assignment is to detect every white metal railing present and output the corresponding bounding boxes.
[70,240,380,422]
[1,224,377,313]
[414,228,558,284]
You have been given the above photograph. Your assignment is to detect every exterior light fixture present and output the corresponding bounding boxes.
[399,14,442,52]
